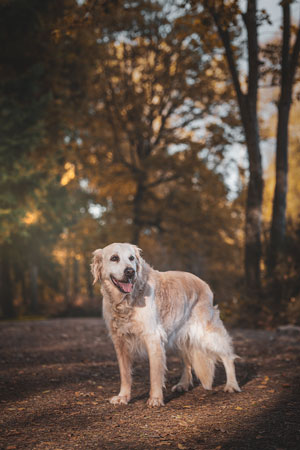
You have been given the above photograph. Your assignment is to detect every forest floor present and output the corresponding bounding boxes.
[0,318,299,450]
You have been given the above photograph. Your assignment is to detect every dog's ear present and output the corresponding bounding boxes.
[133,245,142,260]
[133,245,142,273]
[91,249,103,285]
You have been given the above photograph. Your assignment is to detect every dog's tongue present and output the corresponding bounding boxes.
[119,281,133,293]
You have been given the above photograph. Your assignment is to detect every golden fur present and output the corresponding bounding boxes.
[91,242,240,407]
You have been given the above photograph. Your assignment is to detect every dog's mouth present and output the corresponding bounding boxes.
[110,275,134,294]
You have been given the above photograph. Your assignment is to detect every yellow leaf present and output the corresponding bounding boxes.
[61,162,75,186]
[235,406,243,410]
[22,210,41,225]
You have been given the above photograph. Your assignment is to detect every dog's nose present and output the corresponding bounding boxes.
[124,267,135,278]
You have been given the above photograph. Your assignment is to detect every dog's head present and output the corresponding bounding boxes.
[91,243,141,294]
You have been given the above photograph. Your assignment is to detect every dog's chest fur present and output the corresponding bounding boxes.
[110,299,135,336]
[102,293,148,339]
[102,262,155,338]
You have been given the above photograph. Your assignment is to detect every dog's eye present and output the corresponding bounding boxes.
[110,255,119,262]
[129,255,134,261]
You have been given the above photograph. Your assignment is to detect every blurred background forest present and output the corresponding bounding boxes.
[0,0,299,326]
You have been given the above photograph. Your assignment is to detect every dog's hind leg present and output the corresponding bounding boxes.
[171,351,193,393]
[201,325,241,393]
[190,348,216,390]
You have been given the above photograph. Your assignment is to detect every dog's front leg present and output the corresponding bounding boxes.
[144,335,166,407]
[110,338,132,405]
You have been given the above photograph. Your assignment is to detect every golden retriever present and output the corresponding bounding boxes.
[91,242,240,407]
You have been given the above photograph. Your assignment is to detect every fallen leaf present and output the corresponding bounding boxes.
[179,421,189,427]
[235,406,243,410]
[75,391,85,397]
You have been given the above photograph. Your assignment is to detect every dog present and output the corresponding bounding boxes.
[91,242,240,407]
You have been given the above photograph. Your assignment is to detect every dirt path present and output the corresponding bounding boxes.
[0,318,299,450]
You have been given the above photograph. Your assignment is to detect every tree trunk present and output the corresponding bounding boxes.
[243,107,263,294]
[72,256,79,302]
[241,0,263,294]
[14,260,29,310]
[239,0,263,294]
[268,98,291,274]
[132,178,146,245]
[206,0,263,294]
[20,271,29,310]
[268,3,300,276]
[64,250,71,306]
[0,245,15,318]
[29,264,39,314]
[85,257,94,301]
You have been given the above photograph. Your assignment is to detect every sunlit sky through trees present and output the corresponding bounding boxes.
[216,0,300,197]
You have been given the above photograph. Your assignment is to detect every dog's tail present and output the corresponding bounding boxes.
[190,348,216,390]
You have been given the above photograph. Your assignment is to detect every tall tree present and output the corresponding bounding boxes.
[198,0,262,294]
[67,1,239,245]
[268,1,300,274]
[182,0,300,294]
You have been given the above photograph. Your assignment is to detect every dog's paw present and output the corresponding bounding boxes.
[171,383,190,393]
[110,395,130,405]
[224,383,241,393]
[147,397,165,407]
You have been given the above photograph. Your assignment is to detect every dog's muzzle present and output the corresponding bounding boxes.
[111,268,135,294]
